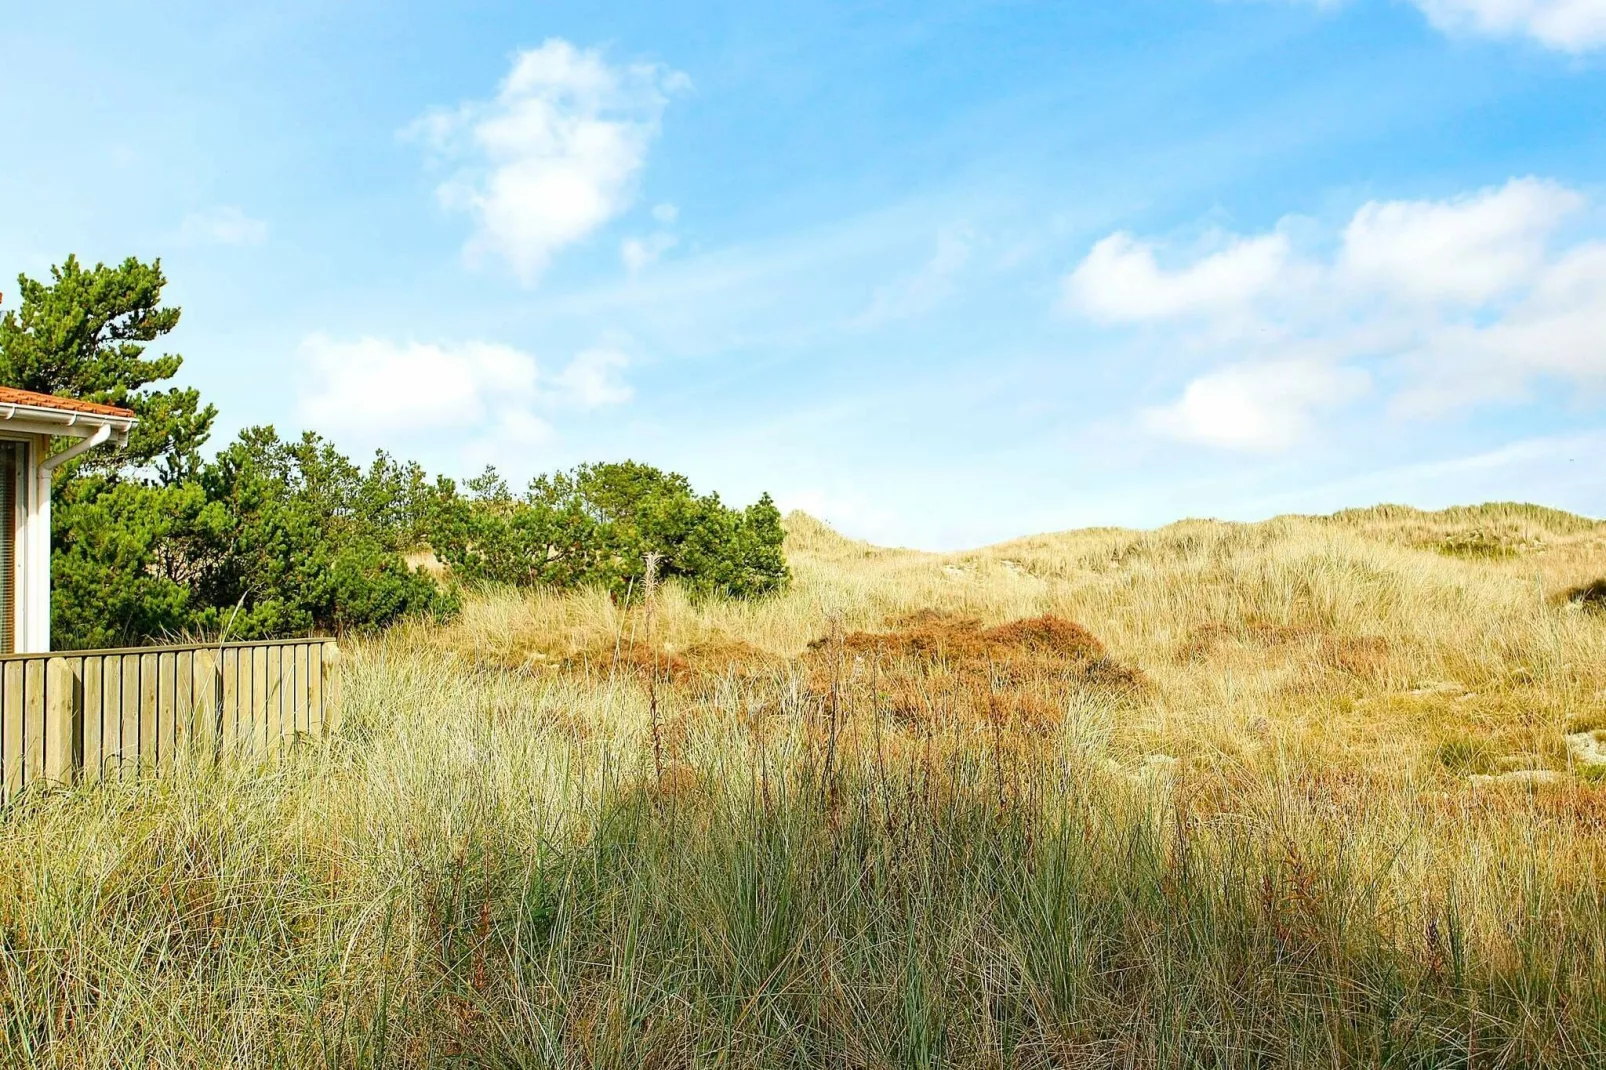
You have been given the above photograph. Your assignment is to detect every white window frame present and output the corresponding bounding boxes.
[0,432,47,654]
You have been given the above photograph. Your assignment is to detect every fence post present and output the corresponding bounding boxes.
[321,642,342,736]
[44,657,82,785]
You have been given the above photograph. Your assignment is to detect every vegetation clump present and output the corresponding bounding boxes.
[811,611,1144,730]
[827,609,1112,666]
[431,459,789,601]
[2,255,789,648]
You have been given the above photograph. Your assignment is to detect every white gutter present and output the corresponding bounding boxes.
[0,402,134,442]
[39,422,114,475]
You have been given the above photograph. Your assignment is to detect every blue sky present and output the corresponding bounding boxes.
[3,0,1604,548]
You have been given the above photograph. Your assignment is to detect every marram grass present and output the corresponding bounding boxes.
[4,506,1606,1068]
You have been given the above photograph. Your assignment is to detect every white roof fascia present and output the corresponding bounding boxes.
[0,404,135,446]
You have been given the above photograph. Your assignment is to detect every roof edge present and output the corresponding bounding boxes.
[0,386,137,420]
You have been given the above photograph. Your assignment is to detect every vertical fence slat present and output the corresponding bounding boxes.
[3,662,22,799]
[286,642,297,747]
[239,646,253,753]
[287,643,303,740]
[43,658,79,785]
[139,654,158,772]
[221,648,240,754]
[119,656,141,780]
[173,651,194,756]
[250,646,268,754]
[322,643,342,737]
[238,646,251,749]
[193,649,219,760]
[155,651,176,773]
[22,659,45,788]
[103,657,123,781]
[240,646,254,753]
[82,657,103,785]
[307,642,324,738]
[303,642,316,732]
[265,644,283,757]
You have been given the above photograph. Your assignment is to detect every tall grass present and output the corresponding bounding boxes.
[2,505,1605,1067]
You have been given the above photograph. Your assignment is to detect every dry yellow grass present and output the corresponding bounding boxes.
[443,504,1606,777]
[2,502,1605,1067]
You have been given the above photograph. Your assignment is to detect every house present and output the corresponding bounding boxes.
[0,387,135,654]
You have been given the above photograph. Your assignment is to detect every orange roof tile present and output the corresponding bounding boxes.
[0,386,135,419]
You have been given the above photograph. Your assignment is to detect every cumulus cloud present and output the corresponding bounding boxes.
[1340,178,1582,303]
[1410,0,1606,52]
[296,335,634,455]
[1064,177,1606,449]
[406,39,687,283]
[1141,359,1370,452]
[1396,242,1606,410]
[298,335,540,438]
[1064,231,1292,321]
[178,206,268,246]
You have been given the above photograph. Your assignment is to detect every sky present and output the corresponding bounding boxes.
[2,0,1604,549]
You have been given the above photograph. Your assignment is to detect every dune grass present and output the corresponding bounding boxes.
[3,505,1606,1067]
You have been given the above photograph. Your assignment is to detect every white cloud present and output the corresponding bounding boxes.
[297,335,634,456]
[406,39,687,283]
[1142,359,1370,451]
[621,232,678,273]
[1064,177,1606,449]
[1396,242,1606,410]
[178,206,268,246]
[1340,177,1581,304]
[1410,0,1606,51]
[553,347,634,407]
[298,335,539,438]
[1063,231,1292,321]
[651,202,679,224]
[1284,0,1606,51]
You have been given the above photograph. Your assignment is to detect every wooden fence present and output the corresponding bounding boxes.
[0,638,341,802]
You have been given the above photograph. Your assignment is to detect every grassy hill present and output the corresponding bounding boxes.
[3,503,1605,1067]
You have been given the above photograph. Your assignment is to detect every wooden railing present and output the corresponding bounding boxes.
[0,638,341,802]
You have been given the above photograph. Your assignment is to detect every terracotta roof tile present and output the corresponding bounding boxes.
[0,386,136,419]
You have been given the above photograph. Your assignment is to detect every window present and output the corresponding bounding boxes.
[0,441,24,654]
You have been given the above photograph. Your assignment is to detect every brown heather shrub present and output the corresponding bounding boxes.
[801,611,1145,732]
